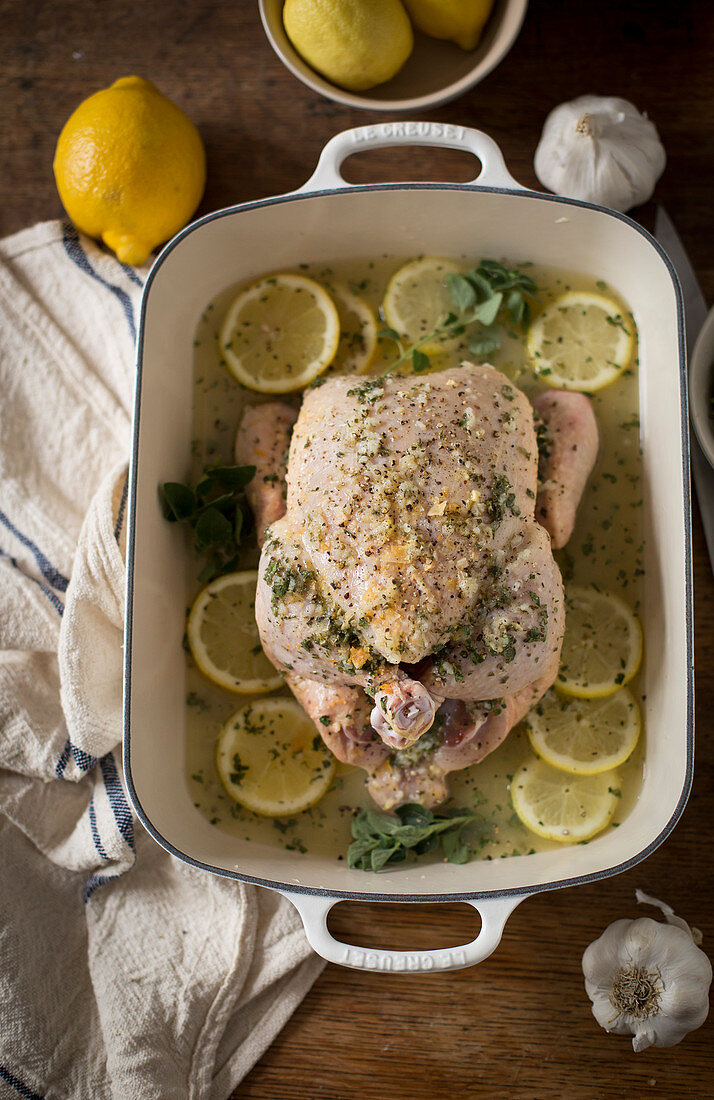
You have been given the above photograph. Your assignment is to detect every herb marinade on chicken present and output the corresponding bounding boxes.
[236,364,598,810]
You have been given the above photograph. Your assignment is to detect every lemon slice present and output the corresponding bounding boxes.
[382,256,462,351]
[219,273,340,393]
[556,586,643,699]
[216,698,335,816]
[511,757,620,842]
[526,687,641,775]
[526,291,635,392]
[326,282,377,375]
[187,571,283,694]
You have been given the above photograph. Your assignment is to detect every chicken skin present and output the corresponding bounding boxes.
[236,365,598,810]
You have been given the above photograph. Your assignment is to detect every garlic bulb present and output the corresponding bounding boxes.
[534,95,666,212]
[582,891,712,1052]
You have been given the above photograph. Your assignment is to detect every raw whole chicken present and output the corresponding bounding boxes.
[236,364,598,810]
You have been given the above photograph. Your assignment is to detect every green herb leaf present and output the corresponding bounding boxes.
[468,327,500,357]
[398,803,434,827]
[474,291,503,327]
[160,482,196,522]
[346,802,487,872]
[229,752,249,784]
[195,507,233,549]
[381,259,538,378]
[159,464,255,584]
[196,552,221,585]
[363,809,403,836]
[212,464,257,490]
[346,839,376,866]
[442,829,470,864]
[446,272,477,312]
[378,326,401,342]
[197,491,234,514]
[412,348,430,372]
[506,289,525,326]
[371,844,403,872]
[350,816,376,843]
[465,269,494,300]
[414,833,440,856]
[194,476,214,502]
[196,464,256,499]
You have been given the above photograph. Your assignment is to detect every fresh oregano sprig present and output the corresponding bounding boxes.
[347,802,489,872]
[378,258,538,374]
[160,463,256,583]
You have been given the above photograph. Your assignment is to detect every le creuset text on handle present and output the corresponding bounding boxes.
[281,890,528,973]
[298,122,527,194]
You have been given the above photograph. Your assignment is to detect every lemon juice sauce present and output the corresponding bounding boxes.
[185,257,645,862]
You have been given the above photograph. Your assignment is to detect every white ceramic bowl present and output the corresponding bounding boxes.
[125,124,693,973]
[689,305,714,468]
[258,0,529,112]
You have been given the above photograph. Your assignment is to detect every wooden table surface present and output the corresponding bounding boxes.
[3,1,714,1096]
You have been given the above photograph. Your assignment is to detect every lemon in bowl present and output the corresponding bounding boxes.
[283,0,414,92]
[260,0,529,112]
[403,0,495,51]
[53,76,205,266]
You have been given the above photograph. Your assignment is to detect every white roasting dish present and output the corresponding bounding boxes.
[124,124,693,972]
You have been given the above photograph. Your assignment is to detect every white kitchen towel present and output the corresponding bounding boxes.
[0,221,324,1100]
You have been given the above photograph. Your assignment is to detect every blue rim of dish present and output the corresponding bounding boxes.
[123,180,694,904]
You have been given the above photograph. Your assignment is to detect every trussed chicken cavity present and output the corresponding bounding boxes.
[236,364,598,810]
[371,680,439,749]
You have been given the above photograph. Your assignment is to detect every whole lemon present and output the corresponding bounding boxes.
[283,0,413,92]
[402,0,495,51]
[53,76,206,266]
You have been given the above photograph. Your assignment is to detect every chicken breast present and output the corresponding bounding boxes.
[237,363,596,809]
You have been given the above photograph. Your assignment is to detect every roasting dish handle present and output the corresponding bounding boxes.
[297,122,528,194]
[282,890,528,972]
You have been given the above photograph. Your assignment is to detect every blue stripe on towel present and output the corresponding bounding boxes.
[0,1064,45,1099]
[100,753,135,850]
[81,757,136,901]
[88,794,109,862]
[114,476,128,542]
[30,581,64,616]
[55,739,98,779]
[72,743,98,771]
[119,262,145,289]
[83,870,122,903]
[54,742,69,778]
[56,751,133,856]
[0,512,69,592]
[0,550,64,616]
[62,224,136,343]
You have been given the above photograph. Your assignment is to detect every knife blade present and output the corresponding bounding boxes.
[654,206,714,572]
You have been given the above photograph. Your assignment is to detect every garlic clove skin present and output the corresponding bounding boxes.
[534,94,666,213]
[583,895,712,1052]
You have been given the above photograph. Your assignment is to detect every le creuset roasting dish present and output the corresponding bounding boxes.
[124,124,693,972]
